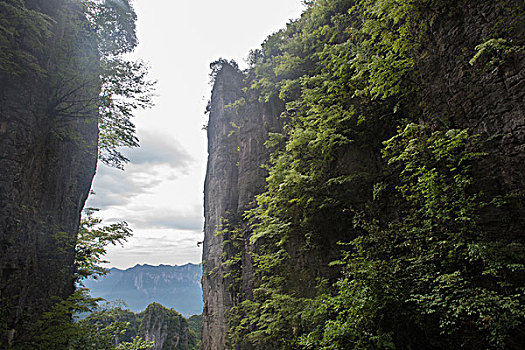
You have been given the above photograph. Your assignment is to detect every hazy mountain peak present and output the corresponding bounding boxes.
[85,264,203,317]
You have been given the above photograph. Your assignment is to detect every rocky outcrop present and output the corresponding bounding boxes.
[0,0,98,346]
[139,303,197,350]
[201,1,524,348]
[201,64,243,350]
[201,63,283,350]
[417,1,524,191]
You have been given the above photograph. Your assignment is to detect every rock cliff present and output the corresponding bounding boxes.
[201,1,524,349]
[418,1,524,192]
[201,63,283,349]
[139,303,197,350]
[0,0,98,346]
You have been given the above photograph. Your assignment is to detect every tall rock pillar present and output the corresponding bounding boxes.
[201,62,283,349]
[202,63,244,350]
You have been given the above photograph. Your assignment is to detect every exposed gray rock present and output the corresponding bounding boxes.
[201,63,283,350]
[0,0,98,345]
[139,303,197,350]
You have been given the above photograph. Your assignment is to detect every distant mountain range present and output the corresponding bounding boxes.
[83,263,203,316]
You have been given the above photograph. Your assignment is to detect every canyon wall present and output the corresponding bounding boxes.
[202,1,524,348]
[418,1,524,192]
[201,63,283,350]
[0,0,98,346]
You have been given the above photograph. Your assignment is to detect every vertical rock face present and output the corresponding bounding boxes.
[201,64,283,350]
[201,65,243,350]
[0,0,98,345]
[418,1,525,192]
[139,303,197,350]
[201,2,524,348]
[415,2,525,248]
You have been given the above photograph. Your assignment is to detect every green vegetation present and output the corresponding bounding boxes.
[85,303,200,350]
[1,0,155,348]
[11,209,153,349]
[27,296,201,350]
[187,314,202,348]
[217,0,525,349]
[0,0,154,168]
[76,208,133,281]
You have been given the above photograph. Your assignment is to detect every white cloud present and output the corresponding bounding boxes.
[132,207,203,231]
[88,0,305,268]
[87,131,194,210]
[125,130,194,170]
[87,164,161,208]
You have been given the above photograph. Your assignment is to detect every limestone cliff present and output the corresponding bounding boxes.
[139,303,197,350]
[201,0,524,348]
[0,0,98,346]
[201,63,283,350]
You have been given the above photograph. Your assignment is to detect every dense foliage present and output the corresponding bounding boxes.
[83,303,200,350]
[187,314,203,348]
[217,0,525,349]
[0,0,154,168]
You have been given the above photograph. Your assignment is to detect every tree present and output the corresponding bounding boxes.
[75,208,132,282]
[84,0,156,168]
[1,0,155,169]
[72,0,156,168]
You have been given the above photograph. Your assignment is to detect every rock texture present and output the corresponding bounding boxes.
[0,0,98,346]
[201,64,283,350]
[201,1,524,348]
[418,1,525,192]
[415,1,525,249]
[139,303,197,350]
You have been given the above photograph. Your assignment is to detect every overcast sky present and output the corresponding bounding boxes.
[86,0,305,269]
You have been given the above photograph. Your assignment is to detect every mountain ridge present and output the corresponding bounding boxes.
[84,263,203,317]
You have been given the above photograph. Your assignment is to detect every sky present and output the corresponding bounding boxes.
[86,0,306,269]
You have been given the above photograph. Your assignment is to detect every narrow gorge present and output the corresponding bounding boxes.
[0,0,523,349]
